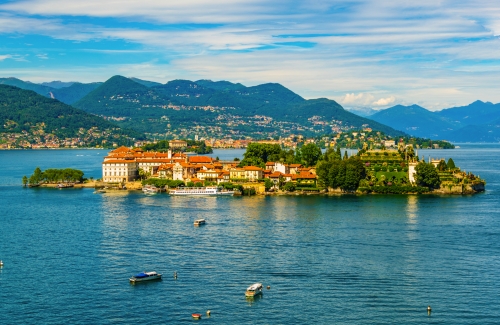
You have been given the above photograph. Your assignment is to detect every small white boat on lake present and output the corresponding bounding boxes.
[169,186,234,196]
[245,283,263,297]
[194,219,206,226]
[142,185,159,195]
[129,271,162,283]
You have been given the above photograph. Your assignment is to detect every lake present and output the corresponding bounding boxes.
[0,144,499,324]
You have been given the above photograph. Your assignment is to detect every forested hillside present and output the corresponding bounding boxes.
[73,75,405,139]
[0,85,142,148]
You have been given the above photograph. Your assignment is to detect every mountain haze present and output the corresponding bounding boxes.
[366,100,500,142]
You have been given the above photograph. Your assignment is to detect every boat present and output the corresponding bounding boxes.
[245,283,263,297]
[93,189,106,194]
[169,186,234,196]
[58,183,74,188]
[192,313,202,319]
[0,260,3,267]
[194,219,206,226]
[142,185,159,195]
[129,271,162,283]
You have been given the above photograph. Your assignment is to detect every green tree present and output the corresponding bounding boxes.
[341,158,366,192]
[447,158,456,170]
[415,162,441,189]
[283,182,296,192]
[299,143,322,167]
[317,157,365,192]
[29,167,43,185]
[343,150,348,160]
[22,175,28,187]
[142,140,169,152]
[264,178,274,191]
[437,159,447,171]
[240,143,282,167]
[138,168,150,180]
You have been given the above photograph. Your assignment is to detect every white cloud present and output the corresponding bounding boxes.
[372,96,395,106]
[0,54,12,61]
[1,0,500,110]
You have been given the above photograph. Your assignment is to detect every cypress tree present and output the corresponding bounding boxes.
[447,158,456,170]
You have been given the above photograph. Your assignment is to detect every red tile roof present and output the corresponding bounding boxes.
[189,156,213,163]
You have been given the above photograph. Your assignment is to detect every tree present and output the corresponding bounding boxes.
[341,158,366,192]
[299,143,322,167]
[283,182,296,192]
[239,143,282,167]
[316,157,365,192]
[343,150,348,160]
[278,175,286,190]
[437,159,447,171]
[447,158,456,170]
[264,178,274,191]
[22,175,28,187]
[322,147,341,162]
[29,167,43,185]
[142,140,169,152]
[138,168,150,180]
[415,162,441,189]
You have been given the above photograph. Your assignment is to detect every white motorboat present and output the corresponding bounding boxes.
[129,271,162,283]
[245,283,263,297]
[169,186,234,196]
[194,219,206,226]
[142,185,159,195]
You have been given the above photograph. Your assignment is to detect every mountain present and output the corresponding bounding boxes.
[370,101,500,142]
[447,122,500,142]
[51,82,103,104]
[129,77,162,88]
[0,77,102,105]
[195,79,246,91]
[370,104,457,139]
[345,107,378,117]
[73,75,405,139]
[40,81,75,89]
[436,100,500,127]
[0,77,53,97]
[0,84,142,148]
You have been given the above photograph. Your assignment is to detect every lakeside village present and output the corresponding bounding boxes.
[25,139,485,195]
[3,127,453,150]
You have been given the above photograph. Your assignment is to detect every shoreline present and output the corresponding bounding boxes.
[34,182,484,196]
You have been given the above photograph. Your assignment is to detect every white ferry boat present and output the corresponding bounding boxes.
[245,283,263,297]
[169,186,234,196]
[129,271,162,283]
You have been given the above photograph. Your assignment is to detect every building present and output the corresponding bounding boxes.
[169,140,187,149]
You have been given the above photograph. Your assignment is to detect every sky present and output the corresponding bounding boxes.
[1,0,500,111]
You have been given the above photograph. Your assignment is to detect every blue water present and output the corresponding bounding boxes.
[1,145,500,324]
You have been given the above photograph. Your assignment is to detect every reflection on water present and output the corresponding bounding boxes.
[406,195,418,225]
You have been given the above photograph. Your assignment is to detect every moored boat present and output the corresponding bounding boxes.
[142,185,159,195]
[169,186,234,196]
[129,271,162,283]
[58,183,74,188]
[194,219,206,226]
[245,283,263,297]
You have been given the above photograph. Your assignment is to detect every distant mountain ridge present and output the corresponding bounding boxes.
[369,101,500,142]
[72,75,405,139]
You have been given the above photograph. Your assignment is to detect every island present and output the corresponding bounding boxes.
[79,139,484,195]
